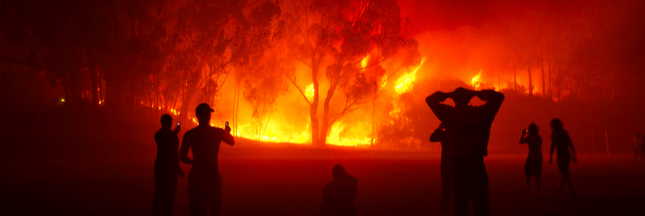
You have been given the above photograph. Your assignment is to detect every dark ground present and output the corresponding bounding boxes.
[3,110,645,215]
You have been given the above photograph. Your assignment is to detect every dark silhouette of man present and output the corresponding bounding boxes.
[426,87,504,216]
[153,114,185,216]
[320,164,358,216]
[180,103,234,216]
[520,123,542,196]
[430,123,452,213]
[548,118,577,197]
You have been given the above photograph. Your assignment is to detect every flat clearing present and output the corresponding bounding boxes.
[3,142,645,215]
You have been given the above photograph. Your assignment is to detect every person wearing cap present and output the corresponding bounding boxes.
[320,164,358,216]
[179,103,234,216]
[153,114,184,216]
[426,87,504,216]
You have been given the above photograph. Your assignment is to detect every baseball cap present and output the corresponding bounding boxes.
[195,103,214,115]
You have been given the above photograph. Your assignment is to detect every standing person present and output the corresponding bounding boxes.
[520,123,542,196]
[153,114,185,216]
[180,103,235,216]
[430,123,452,213]
[634,133,642,161]
[548,118,577,196]
[426,87,505,216]
[320,164,358,216]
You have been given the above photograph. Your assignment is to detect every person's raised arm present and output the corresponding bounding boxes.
[476,89,505,115]
[520,130,528,144]
[179,134,193,164]
[222,126,235,146]
[426,91,453,122]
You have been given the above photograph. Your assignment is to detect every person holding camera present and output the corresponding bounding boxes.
[426,87,504,216]
[520,123,543,196]
[153,114,185,216]
[180,103,235,216]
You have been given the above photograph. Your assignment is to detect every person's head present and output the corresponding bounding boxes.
[195,103,214,126]
[160,114,172,129]
[332,164,346,178]
[550,118,564,131]
[636,133,642,138]
[528,123,539,135]
[451,87,474,108]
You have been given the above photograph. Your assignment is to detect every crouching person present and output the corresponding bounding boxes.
[321,164,358,216]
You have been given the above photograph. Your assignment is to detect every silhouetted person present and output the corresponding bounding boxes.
[548,118,577,196]
[426,87,504,216]
[430,123,452,213]
[520,123,542,196]
[153,114,185,216]
[180,103,234,216]
[634,133,643,160]
[321,164,358,216]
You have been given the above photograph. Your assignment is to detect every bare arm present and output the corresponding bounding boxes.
[222,128,235,146]
[567,134,577,161]
[425,92,453,122]
[549,139,555,162]
[174,135,185,177]
[520,131,528,144]
[179,134,193,164]
[476,89,505,115]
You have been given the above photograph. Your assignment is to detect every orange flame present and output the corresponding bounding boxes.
[395,57,426,95]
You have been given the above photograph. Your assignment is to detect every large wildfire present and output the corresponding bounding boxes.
[5,0,645,151]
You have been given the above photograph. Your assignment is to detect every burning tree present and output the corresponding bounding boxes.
[280,0,419,146]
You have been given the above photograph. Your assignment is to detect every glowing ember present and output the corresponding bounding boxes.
[471,70,482,90]
[395,57,426,95]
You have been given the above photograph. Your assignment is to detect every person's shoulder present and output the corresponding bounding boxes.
[183,127,199,137]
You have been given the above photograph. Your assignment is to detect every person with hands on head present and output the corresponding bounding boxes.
[153,114,185,216]
[426,87,504,216]
[548,118,577,197]
[180,103,235,216]
[520,123,543,196]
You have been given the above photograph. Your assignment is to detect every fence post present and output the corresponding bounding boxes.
[591,130,596,154]
[605,130,610,155]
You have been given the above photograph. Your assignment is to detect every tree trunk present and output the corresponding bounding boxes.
[320,82,339,146]
[87,52,99,105]
[310,61,321,146]
[528,65,533,96]
[541,59,546,98]
[513,64,517,92]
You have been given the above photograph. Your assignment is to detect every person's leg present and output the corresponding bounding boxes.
[208,173,223,216]
[188,169,208,216]
[152,178,163,216]
[471,159,489,216]
[452,160,470,216]
[439,161,452,212]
